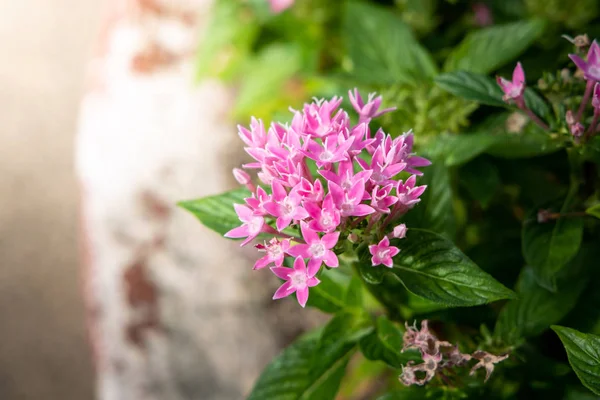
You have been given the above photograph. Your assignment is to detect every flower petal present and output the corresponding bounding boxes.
[271,266,292,280]
[296,287,309,307]
[273,281,295,299]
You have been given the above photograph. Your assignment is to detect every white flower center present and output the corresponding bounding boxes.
[321,212,332,227]
[371,171,384,182]
[341,202,354,215]
[589,66,600,79]
[319,151,334,162]
[290,271,307,288]
[309,243,326,258]
[281,199,294,216]
[268,245,282,259]
[377,248,389,260]
[248,216,263,234]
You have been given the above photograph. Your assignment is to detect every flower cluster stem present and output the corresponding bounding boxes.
[577,80,595,122]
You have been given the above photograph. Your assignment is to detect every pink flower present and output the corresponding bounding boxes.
[271,256,320,308]
[348,88,396,123]
[224,204,265,246]
[254,238,291,270]
[370,184,398,213]
[264,181,308,231]
[303,134,354,167]
[268,0,294,13]
[496,62,525,102]
[369,236,400,268]
[304,193,341,233]
[329,180,375,217]
[244,186,271,216]
[288,223,339,275]
[295,178,324,203]
[396,175,427,209]
[358,144,406,186]
[569,40,600,81]
[301,97,346,138]
[319,160,372,191]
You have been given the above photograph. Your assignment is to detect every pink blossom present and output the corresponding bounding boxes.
[369,236,400,268]
[268,0,294,13]
[370,184,398,213]
[245,186,271,216]
[358,144,406,186]
[271,256,320,308]
[295,178,324,203]
[301,97,347,138]
[263,181,308,231]
[303,134,354,167]
[396,175,427,209]
[496,62,525,102]
[288,223,339,275]
[224,204,265,246]
[329,180,375,217]
[254,238,291,270]
[569,40,600,81]
[593,82,600,109]
[304,193,341,233]
[348,88,397,123]
[319,160,372,192]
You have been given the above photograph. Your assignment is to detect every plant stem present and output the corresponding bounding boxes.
[577,79,595,122]
[516,98,549,130]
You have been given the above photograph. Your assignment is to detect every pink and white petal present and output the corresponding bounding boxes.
[569,54,588,73]
[323,251,339,268]
[254,255,273,270]
[233,203,254,221]
[263,201,281,217]
[292,207,309,221]
[224,225,250,239]
[300,222,319,244]
[276,215,292,231]
[293,256,307,273]
[304,201,322,219]
[512,62,525,84]
[271,266,293,280]
[321,231,340,249]
[272,180,288,201]
[353,204,376,216]
[589,41,600,65]
[388,246,401,258]
[307,258,322,276]
[348,179,366,203]
[296,287,309,308]
[273,281,295,300]
[382,258,394,268]
[287,244,310,258]
[379,236,391,247]
[328,181,345,206]
[409,156,431,167]
[307,276,321,287]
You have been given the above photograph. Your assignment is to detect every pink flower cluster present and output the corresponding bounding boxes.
[225,89,430,307]
[400,320,509,386]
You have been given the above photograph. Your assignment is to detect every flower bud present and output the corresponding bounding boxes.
[348,233,359,243]
[570,122,585,138]
[392,224,407,239]
[565,110,575,125]
[232,168,251,185]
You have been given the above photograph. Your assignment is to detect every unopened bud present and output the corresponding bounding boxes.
[565,110,575,125]
[392,224,407,239]
[233,168,251,185]
[348,233,359,243]
[570,122,585,138]
[537,209,551,223]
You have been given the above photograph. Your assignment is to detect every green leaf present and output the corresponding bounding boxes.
[388,229,516,307]
[552,326,600,396]
[234,44,303,119]
[402,161,455,239]
[494,267,587,345]
[586,204,600,219]
[376,388,428,400]
[459,157,501,209]
[486,126,565,159]
[358,316,419,369]
[522,198,584,290]
[344,275,363,309]
[178,187,250,237]
[195,0,259,81]
[422,133,503,167]
[435,71,505,107]
[444,19,546,74]
[306,269,349,314]
[248,312,372,400]
[343,1,437,85]
[523,88,552,122]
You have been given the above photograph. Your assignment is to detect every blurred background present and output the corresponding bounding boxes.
[0,0,322,399]
[0,0,101,398]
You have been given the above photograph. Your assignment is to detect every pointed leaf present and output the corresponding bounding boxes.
[178,187,250,236]
[586,204,600,219]
[343,1,437,85]
[248,312,372,400]
[444,19,546,74]
[388,229,516,307]
[435,71,505,107]
[306,269,349,313]
[552,326,600,396]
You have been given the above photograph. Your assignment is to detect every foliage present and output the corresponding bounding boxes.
[183,0,600,398]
